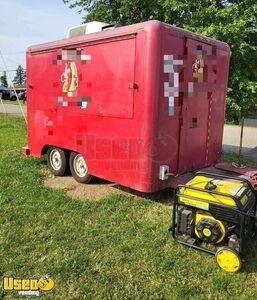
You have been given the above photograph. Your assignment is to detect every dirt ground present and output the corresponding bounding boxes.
[43,175,172,204]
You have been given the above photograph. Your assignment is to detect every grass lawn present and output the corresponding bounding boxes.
[0,114,257,299]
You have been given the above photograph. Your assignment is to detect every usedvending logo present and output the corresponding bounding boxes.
[3,275,54,297]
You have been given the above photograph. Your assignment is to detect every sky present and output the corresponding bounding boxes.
[0,0,83,83]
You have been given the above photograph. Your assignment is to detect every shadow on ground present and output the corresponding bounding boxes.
[44,175,173,206]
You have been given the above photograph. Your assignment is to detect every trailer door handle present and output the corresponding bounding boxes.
[128,83,138,89]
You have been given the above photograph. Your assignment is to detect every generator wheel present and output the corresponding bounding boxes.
[69,152,93,183]
[47,147,69,176]
[215,246,242,273]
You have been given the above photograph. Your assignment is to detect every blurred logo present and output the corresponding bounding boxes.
[192,57,204,83]
[3,275,54,297]
[61,61,78,95]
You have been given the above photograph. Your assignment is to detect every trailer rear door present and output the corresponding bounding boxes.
[178,38,216,173]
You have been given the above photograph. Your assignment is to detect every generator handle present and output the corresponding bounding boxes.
[195,171,256,194]
[173,184,257,221]
[174,184,243,210]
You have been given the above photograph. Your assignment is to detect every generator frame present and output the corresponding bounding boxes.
[171,172,257,256]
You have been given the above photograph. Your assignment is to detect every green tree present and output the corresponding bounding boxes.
[64,0,257,123]
[0,71,8,88]
[13,65,26,85]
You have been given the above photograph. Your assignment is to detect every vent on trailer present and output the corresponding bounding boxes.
[67,21,110,38]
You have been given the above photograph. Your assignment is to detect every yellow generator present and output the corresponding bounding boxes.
[171,172,257,272]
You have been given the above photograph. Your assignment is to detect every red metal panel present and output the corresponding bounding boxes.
[207,48,230,165]
[154,30,185,176]
[79,38,136,118]
[26,22,158,192]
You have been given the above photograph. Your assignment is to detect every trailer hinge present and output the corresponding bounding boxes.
[128,83,138,89]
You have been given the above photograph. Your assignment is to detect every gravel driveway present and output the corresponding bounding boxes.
[0,102,27,116]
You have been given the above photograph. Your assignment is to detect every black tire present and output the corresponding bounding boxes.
[69,152,93,183]
[46,147,69,176]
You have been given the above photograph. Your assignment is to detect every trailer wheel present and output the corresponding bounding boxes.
[47,147,69,176]
[69,152,92,183]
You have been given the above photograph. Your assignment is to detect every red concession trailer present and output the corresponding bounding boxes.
[23,20,231,192]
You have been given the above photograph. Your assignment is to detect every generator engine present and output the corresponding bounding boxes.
[178,208,227,244]
[172,172,257,272]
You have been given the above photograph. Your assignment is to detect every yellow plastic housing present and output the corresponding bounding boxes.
[179,175,249,210]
